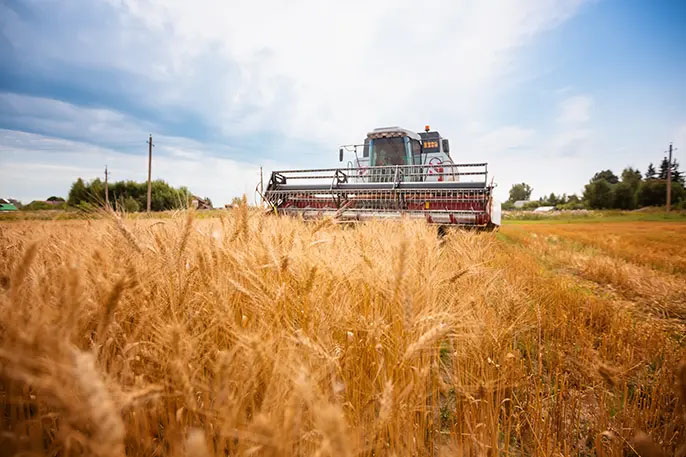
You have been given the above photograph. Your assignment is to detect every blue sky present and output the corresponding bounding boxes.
[1,0,684,205]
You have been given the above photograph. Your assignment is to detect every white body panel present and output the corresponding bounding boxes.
[490,199,502,226]
[421,151,457,182]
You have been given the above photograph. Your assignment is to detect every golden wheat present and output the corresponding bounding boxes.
[0,211,684,456]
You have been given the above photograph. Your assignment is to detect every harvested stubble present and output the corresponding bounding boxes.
[0,210,684,456]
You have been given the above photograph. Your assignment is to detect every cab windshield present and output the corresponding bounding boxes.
[372,137,407,166]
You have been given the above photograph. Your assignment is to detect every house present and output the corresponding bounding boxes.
[0,198,18,211]
[513,200,530,209]
[191,195,212,210]
[533,206,555,213]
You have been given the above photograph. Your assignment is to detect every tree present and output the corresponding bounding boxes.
[612,182,636,209]
[508,183,533,202]
[645,163,657,180]
[605,167,642,210]
[583,179,613,209]
[659,157,681,182]
[557,193,586,210]
[637,180,685,207]
[537,193,562,206]
[68,177,192,212]
[672,160,685,186]
[621,168,642,189]
[658,157,669,180]
[657,157,685,186]
[591,170,619,184]
[47,196,65,202]
[89,178,105,205]
[67,178,88,206]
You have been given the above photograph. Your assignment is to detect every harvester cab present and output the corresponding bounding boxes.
[264,125,501,228]
[342,126,453,182]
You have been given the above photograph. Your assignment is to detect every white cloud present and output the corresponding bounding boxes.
[0,128,284,205]
[3,0,609,205]
[451,96,596,200]
[24,0,585,145]
[468,126,536,154]
[545,94,594,157]
[550,127,592,153]
[557,95,593,125]
[0,92,151,146]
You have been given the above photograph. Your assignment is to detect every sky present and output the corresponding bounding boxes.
[1,0,685,205]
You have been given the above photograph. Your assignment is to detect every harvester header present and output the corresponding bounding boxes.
[263,126,501,228]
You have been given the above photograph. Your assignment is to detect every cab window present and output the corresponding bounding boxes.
[372,137,407,166]
[411,140,422,165]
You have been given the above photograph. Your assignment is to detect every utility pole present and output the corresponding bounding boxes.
[146,134,154,212]
[666,143,673,212]
[104,165,110,209]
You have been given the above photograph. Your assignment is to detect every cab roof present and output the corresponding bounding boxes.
[366,126,422,141]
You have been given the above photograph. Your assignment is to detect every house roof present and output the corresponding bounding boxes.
[367,127,422,142]
[0,203,17,211]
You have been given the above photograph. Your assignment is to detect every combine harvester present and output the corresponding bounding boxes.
[263,126,501,229]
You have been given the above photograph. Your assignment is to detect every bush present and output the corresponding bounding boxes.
[76,201,96,212]
[501,201,515,211]
[521,201,541,211]
[557,201,586,210]
[120,196,140,213]
[22,200,63,211]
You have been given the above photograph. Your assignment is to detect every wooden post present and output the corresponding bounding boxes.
[147,135,153,212]
[104,165,110,209]
[666,143,672,212]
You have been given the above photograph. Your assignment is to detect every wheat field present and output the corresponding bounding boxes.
[0,208,684,456]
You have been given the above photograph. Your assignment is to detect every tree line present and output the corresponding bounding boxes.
[68,178,195,212]
[505,156,685,210]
